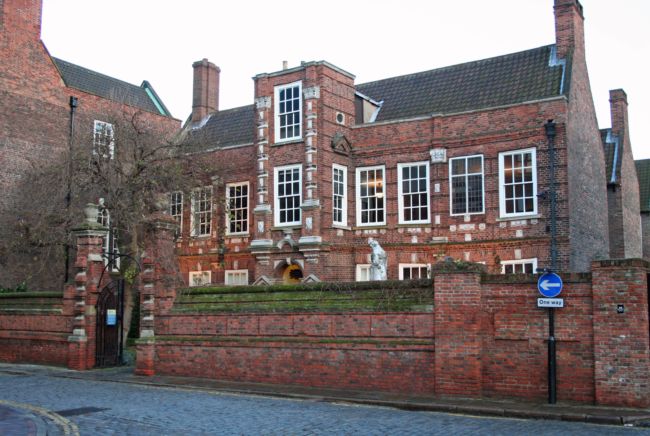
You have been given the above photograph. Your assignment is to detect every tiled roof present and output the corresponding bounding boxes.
[601,129,621,184]
[356,45,564,122]
[636,159,650,213]
[180,105,255,152]
[53,57,172,117]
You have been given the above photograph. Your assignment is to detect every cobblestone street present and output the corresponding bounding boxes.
[1,368,649,435]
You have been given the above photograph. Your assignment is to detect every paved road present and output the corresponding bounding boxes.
[1,371,649,435]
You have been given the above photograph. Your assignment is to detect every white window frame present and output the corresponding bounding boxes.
[96,204,120,272]
[332,164,348,227]
[189,271,211,287]
[274,164,302,227]
[499,148,538,218]
[397,161,430,224]
[170,191,183,235]
[398,263,431,280]
[355,264,371,282]
[93,120,115,159]
[190,186,212,237]
[501,258,538,274]
[226,182,249,235]
[356,165,386,227]
[274,81,302,143]
[449,154,485,216]
[225,269,249,286]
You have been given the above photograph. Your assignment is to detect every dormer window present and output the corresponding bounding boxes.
[274,81,302,142]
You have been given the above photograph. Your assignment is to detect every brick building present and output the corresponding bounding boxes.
[172,0,641,285]
[636,158,650,258]
[0,0,180,289]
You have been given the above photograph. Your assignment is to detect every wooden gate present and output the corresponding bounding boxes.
[95,279,124,367]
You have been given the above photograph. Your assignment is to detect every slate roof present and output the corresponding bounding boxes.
[356,45,564,122]
[53,57,172,117]
[180,105,255,152]
[636,159,650,213]
[601,129,621,184]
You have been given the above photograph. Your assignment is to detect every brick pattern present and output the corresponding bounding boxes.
[592,259,650,407]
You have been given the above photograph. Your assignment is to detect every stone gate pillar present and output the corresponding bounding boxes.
[66,203,108,370]
[135,212,179,376]
[592,259,650,407]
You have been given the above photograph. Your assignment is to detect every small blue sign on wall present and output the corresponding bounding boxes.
[537,272,563,298]
[106,309,117,326]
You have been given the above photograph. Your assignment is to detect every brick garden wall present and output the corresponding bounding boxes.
[0,291,71,366]
[139,254,650,406]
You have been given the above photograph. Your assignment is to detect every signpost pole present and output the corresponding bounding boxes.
[548,307,557,404]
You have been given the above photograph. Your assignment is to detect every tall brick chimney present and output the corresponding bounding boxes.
[609,89,628,137]
[192,58,220,123]
[554,0,585,60]
[1,0,43,41]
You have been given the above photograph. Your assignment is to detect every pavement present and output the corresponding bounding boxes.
[1,362,650,435]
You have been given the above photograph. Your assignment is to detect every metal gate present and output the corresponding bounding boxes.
[95,279,124,367]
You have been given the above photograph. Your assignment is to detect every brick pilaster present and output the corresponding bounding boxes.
[592,259,650,407]
[433,265,485,396]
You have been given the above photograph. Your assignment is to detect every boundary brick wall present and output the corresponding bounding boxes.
[138,215,650,408]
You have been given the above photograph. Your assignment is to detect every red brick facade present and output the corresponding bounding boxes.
[0,0,180,290]
[171,0,642,286]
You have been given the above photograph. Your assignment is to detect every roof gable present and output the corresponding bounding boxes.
[53,57,172,117]
[356,45,564,122]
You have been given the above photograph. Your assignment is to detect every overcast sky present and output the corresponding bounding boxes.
[41,0,650,159]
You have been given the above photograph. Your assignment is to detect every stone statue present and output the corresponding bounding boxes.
[368,238,387,281]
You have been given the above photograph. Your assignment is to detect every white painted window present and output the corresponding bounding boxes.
[189,271,211,287]
[450,155,484,215]
[355,264,371,282]
[332,164,347,226]
[501,258,538,274]
[93,120,115,159]
[356,165,386,226]
[226,182,249,235]
[399,264,430,280]
[499,148,537,217]
[191,186,212,237]
[274,81,302,142]
[96,203,120,272]
[169,191,183,234]
[274,164,302,226]
[225,270,249,286]
[398,162,430,224]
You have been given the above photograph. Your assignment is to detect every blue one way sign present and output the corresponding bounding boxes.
[537,272,563,298]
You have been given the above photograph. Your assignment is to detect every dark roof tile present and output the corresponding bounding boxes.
[356,45,563,122]
[180,105,255,152]
[53,57,172,117]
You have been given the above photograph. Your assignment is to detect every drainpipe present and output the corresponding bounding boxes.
[545,119,558,271]
[64,96,78,285]
[544,119,558,405]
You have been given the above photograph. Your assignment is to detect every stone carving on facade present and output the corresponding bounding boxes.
[368,238,387,281]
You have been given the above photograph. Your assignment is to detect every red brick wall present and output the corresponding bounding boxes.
[144,259,650,406]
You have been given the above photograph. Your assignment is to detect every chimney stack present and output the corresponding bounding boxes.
[2,0,43,41]
[192,58,220,123]
[609,89,629,138]
[554,0,585,60]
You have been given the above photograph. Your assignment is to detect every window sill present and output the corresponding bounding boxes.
[396,222,431,227]
[353,225,387,230]
[272,138,303,146]
[332,224,352,231]
[495,214,541,222]
[271,225,302,231]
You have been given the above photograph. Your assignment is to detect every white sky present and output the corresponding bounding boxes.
[41,0,650,159]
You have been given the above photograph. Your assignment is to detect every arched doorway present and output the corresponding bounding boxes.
[282,263,303,284]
